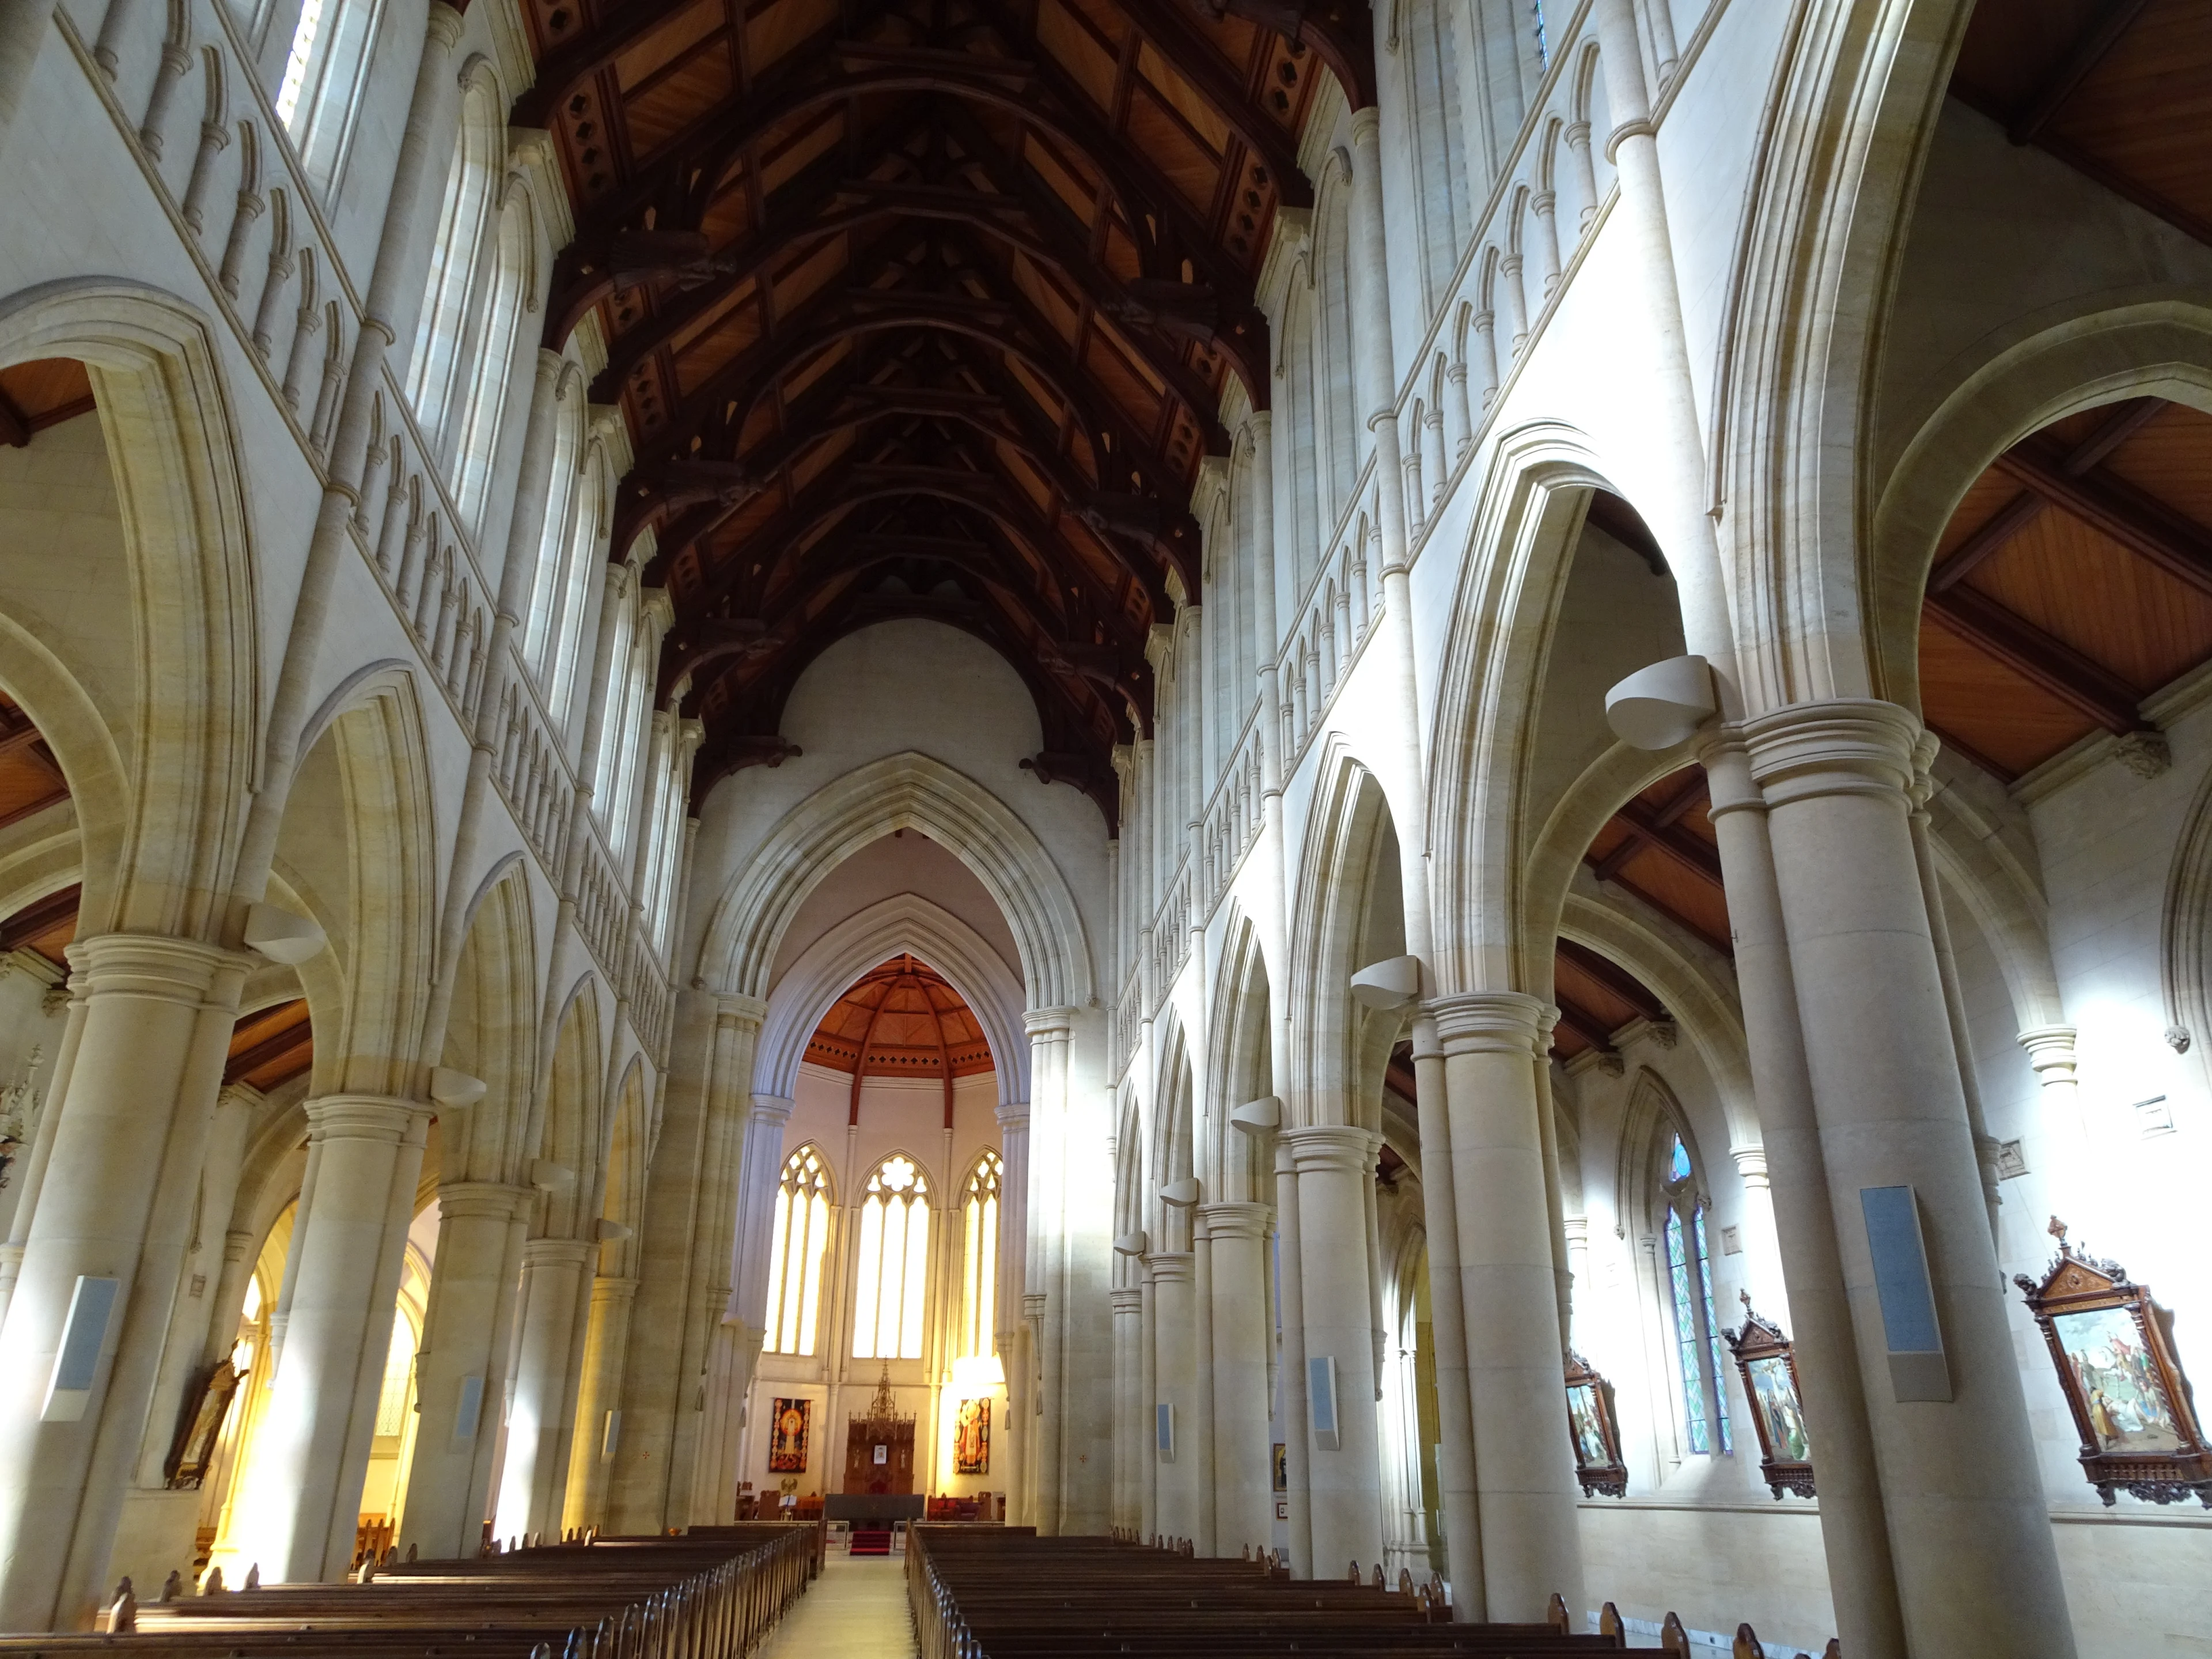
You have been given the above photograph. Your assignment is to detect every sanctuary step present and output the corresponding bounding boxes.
[906,1532,1826,1658]
[1,1527,815,1658]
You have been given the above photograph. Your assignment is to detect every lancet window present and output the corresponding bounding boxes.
[1661,1132,1732,1455]
[763,1146,832,1357]
[852,1155,930,1361]
[957,1151,1002,1359]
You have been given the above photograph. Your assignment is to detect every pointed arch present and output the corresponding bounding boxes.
[696,751,1094,1011]
[0,279,259,942]
[753,892,1029,1107]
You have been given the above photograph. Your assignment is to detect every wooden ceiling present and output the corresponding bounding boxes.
[805,952,995,1122]
[521,0,1370,823]
[0,358,94,448]
[1581,767,1730,959]
[1950,0,2212,251]
[224,998,315,1093]
[1919,397,2212,779]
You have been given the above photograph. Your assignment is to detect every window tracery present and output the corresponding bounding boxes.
[957,1151,1002,1359]
[1660,1131,1731,1455]
[763,1146,832,1356]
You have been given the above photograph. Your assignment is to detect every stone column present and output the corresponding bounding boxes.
[1283,1124,1384,1580]
[133,1083,255,1490]
[1109,1286,1143,1531]
[562,1274,636,1532]
[493,1237,592,1540]
[1191,1213,1216,1555]
[1200,1201,1270,1559]
[1745,700,2075,1659]
[1429,994,1582,1623]
[0,983,91,1329]
[0,935,245,1630]
[1146,1252,1196,1543]
[992,1100,1029,1520]
[399,1181,529,1561]
[1271,1139,1311,1575]
[1137,1266,1157,1542]
[1408,1014,1483,1617]
[235,1094,430,1582]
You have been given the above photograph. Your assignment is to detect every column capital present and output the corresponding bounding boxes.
[715,991,769,1028]
[1742,698,1920,810]
[1427,990,1547,1057]
[1023,1291,1048,1320]
[67,933,251,1006]
[1730,1146,1770,1190]
[1347,104,1382,147]
[522,1236,594,1270]
[1110,1287,1145,1316]
[1195,1200,1271,1240]
[1280,1122,1379,1175]
[1142,1251,1195,1285]
[426,2,466,48]
[994,1100,1031,1129]
[590,1274,641,1303]
[533,346,566,392]
[1024,1005,1080,1037]
[437,1180,533,1222]
[2016,1024,2080,1081]
[749,1093,795,1125]
[304,1093,431,1143]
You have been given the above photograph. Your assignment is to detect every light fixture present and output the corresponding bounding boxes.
[243,903,325,965]
[1350,956,1422,1011]
[1112,1230,1148,1256]
[1604,655,1716,750]
[1231,1097,1281,1135]
[949,1354,1006,1394]
[1159,1178,1200,1207]
[430,1067,486,1108]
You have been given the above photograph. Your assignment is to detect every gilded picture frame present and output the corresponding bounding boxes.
[1724,1294,1815,1500]
[2013,1218,2211,1508]
[768,1396,811,1474]
[1563,1353,1628,1498]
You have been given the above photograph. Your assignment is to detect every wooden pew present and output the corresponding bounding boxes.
[0,1526,815,1659]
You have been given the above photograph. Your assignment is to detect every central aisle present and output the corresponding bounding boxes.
[754,1553,920,1659]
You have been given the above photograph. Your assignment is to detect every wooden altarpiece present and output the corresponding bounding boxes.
[1724,1294,1815,1499]
[843,1365,916,1495]
[2013,1217,2212,1508]
[1563,1353,1627,1498]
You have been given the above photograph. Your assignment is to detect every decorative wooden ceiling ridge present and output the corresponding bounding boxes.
[521,0,1372,826]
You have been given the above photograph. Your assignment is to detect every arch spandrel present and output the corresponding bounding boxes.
[695,750,1094,1014]
[0,281,260,944]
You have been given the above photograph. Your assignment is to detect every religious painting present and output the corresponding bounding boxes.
[955,1398,990,1475]
[1724,1296,1815,1499]
[768,1397,811,1473]
[1272,1442,1287,1493]
[2014,1218,2211,1506]
[1562,1354,1627,1498]
[164,1359,244,1488]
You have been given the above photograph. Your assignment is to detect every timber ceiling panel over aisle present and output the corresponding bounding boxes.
[1918,398,2212,779]
[522,0,1374,823]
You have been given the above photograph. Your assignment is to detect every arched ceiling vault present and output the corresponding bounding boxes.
[520,0,1374,824]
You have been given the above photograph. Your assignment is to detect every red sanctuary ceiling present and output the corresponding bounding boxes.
[805,954,996,1079]
[519,0,1374,825]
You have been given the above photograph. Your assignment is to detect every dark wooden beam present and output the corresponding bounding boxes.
[1930,400,2166,589]
[1548,994,1619,1060]
[1555,937,1667,1023]
[0,782,70,833]
[1994,439,2212,599]
[2006,0,2154,145]
[1922,585,2142,734]
[1950,82,2212,253]
[1196,0,1377,111]
[0,386,28,449]
[224,1018,315,1088]
[1104,0,1311,204]
[1604,872,1734,958]
[512,0,706,127]
[0,882,78,953]
[1590,797,1723,886]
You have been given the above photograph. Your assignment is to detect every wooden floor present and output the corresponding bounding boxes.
[755,1555,919,1659]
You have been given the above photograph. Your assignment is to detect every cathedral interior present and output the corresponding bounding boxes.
[0,0,2205,1654]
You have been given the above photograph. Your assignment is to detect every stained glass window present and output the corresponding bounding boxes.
[1661,1132,1732,1455]
[764,1147,832,1355]
[853,1156,931,1359]
[1665,1206,1710,1453]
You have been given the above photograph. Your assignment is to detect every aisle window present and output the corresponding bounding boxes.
[1661,1133,1732,1454]
[957,1151,1002,1358]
